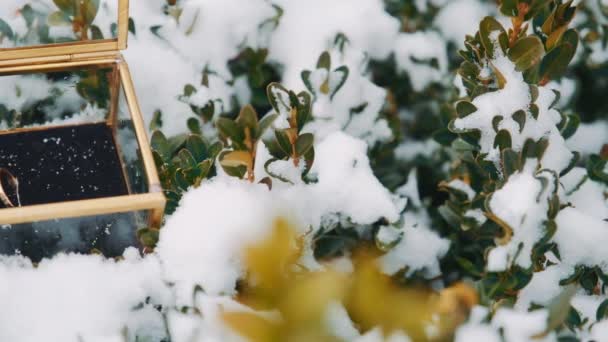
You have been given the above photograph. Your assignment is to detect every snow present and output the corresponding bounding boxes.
[567,121,608,156]
[492,308,550,342]
[303,48,393,146]
[379,212,450,278]
[0,251,167,342]
[394,31,448,91]
[455,324,500,342]
[453,55,573,172]
[434,0,493,47]
[268,0,399,88]
[157,176,278,300]
[308,132,399,225]
[554,207,608,273]
[486,162,553,271]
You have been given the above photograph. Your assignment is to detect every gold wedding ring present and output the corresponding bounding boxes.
[0,168,20,208]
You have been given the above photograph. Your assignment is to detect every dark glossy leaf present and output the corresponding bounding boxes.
[499,0,518,17]
[216,117,244,145]
[539,30,578,84]
[330,66,349,100]
[53,0,76,15]
[479,17,506,58]
[432,129,458,146]
[0,19,14,39]
[296,91,313,131]
[492,115,504,132]
[187,117,201,135]
[295,133,314,156]
[456,101,477,118]
[177,149,196,169]
[266,82,291,115]
[82,0,100,25]
[237,104,259,135]
[275,129,293,156]
[317,51,331,70]
[512,110,526,133]
[185,135,208,162]
[559,114,579,139]
[596,299,608,321]
[494,130,512,150]
[150,130,171,162]
[509,36,545,71]
[258,113,278,139]
[502,148,521,178]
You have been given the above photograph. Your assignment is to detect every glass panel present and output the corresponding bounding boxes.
[0,65,142,206]
[0,0,119,49]
[0,65,113,129]
[0,210,148,262]
[114,86,149,194]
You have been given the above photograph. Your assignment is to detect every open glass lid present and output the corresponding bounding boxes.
[0,0,128,61]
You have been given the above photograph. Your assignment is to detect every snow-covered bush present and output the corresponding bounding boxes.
[0,0,607,341]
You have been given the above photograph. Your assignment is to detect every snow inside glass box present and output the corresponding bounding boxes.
[0,0,165,261]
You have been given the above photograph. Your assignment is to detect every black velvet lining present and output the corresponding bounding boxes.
[0,122,128,208]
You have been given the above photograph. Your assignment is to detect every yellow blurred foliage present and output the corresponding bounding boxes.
[224,218,478,342]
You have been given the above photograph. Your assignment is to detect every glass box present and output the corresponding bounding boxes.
[0,0,165,261]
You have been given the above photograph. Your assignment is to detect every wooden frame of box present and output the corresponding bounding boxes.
[0,0,166,228]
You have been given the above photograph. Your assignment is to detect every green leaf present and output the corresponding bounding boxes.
[559,113,579,139]
[197,159,213,181]
[539,30,578,84]
[479,17,506,58]
[492,115,504,132]
[185,135,208,162]
[296,91,312,131]
[258,113,278,139]
[187,117,201,135]
[208,141,223,160]
[275,129,293,156]
[137,228,159,248]
[216,117,244,145]
[0,19,14,39]
[456,101,477,118]
[221,164,247,179]
[237,104,259,135]
[587,154,608,185]
[177,149,197,169]
[301,70,315,97]
[330,66,349,100]
[545,285,577,332]
[596,299,608,321]
[512,110,526,133]
[150,130,171,162]
[303,147,315,177]
[266,82,291,115]
[509,36,545,71]
[499,0,519,17]
[47,11,71,26]
[432,129,458,146]
[219,150,252,168]
[295,133,314,156]
[502,148,521,178]
[81,0,100,25]
[317,51,331,70]
[494,130,512,150]
[174,169,190,191]
[559,151,579,177]
[53,0,76,15]
[184,84,197,97]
